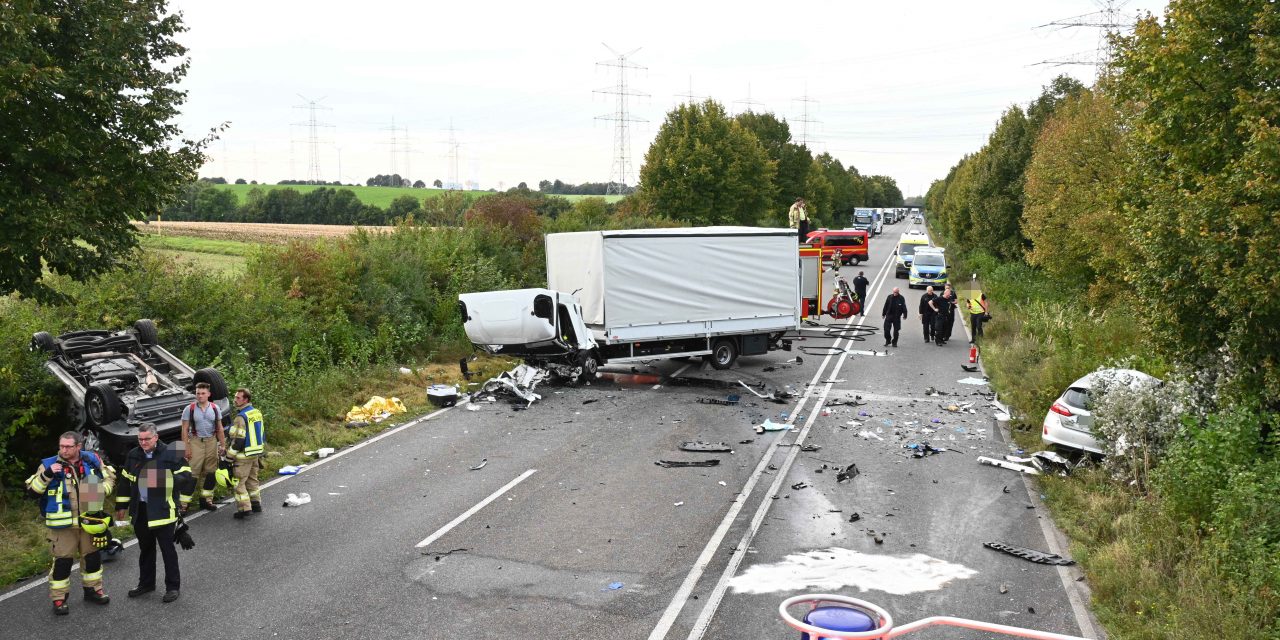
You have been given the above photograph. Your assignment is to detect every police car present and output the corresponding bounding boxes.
[907,247,947,289]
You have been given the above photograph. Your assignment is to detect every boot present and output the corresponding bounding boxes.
[233,510,250,520]
[201,499,218,512]
[53,599,69,615]
[250,500,262,513]
[83,586,110,605]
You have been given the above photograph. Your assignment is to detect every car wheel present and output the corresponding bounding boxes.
[86,383,123,427]
[30,331,55,353]
[194,367,229,401]
[133,319,158,346]
[706,339,738,370]
[575,351,600,383]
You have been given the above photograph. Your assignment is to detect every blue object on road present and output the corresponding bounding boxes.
[604,582,624,591]
[802,605,876,639]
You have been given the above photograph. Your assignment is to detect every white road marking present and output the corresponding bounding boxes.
[647,240,898,640]
[0,404,458,603]
[415,469,538,549]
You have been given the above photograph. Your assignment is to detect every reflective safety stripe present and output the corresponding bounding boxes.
[238,406,266,456]
[82,568,103,582]
[27,471,48,493]
[49,577,71,591]
[116,496,132,505]
[121,469,137,482]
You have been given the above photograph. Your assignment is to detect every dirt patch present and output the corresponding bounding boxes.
[135,221,396,244]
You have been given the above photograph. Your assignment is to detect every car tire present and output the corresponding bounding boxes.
[707,338,738,370]
[194,367,229,401]
[133,319,158,346]
[31,331,56,353]
[575,351,600,383]
[85,383,123,427]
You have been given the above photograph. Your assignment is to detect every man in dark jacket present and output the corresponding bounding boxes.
[881,286,908,347]
[919,286,938,343]
[940,284,959,343]
[932,289,952,346]
[115,423,193,603]
[852,271,870,317]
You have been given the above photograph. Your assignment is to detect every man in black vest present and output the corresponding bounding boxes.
[919,286,938,343]
[852,271,870,317]
[115,423,193,603]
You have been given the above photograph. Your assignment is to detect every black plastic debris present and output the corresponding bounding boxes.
[667,376,737,389]
[983,542,1075,566]
[904,442,951,458]
[848,513,861,522]
[679,441,732,453]
[697,395,740,406]
[583,398,600,405]
[655,459,721,468]
[961,364,979,372]
[801,444,821,452]
[836,463,860,483]
[790,482,809,490]
[739,439,755,445]
[469,459,488,471]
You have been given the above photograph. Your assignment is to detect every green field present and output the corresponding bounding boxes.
[212,183,626,208]
[139,233,253,274]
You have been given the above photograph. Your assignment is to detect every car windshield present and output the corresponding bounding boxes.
[898,244,922,257]
[914,253,945,267]
[1063,387,1091,409]
[853,215,873,224]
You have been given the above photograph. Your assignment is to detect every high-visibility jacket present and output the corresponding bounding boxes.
[227,405,265,459]
[26,451,114,529]
[116,441,193,529]
[967,297,987,315]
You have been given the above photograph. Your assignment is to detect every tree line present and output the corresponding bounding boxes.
[924,2,1279,635]
[626,102,903,228]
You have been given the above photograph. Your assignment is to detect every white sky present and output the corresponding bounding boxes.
[174,0,1168,198]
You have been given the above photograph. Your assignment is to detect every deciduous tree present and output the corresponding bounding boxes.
[1,0,213,300]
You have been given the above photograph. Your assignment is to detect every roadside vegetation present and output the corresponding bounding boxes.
[927,2,1280,637]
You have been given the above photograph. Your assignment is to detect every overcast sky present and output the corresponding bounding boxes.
[174,0,1168,198]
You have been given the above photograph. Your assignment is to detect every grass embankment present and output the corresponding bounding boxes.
[212,183,626,207]
[139,233,255,275]
[949,245,1278,639]
[0,356,515,587]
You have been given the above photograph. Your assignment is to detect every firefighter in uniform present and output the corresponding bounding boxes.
[25,431,116,615]
[227,387,266,518]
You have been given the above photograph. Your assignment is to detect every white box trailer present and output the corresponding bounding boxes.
[459,227,801,379]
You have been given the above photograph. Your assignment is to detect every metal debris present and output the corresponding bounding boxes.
[977,456,1041,475]
[983,542,1075,566]
[679,441,732,453]
[655,459,721,468]
[836,463,860,483]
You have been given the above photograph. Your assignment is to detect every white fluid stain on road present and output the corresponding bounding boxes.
[728,547,978,595]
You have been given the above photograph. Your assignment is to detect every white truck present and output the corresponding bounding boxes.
[458,227,802,380]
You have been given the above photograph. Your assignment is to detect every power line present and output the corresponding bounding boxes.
[674,75,705,106]
[734,82,766,115]
[439,119,462,190]
[292,95,333,183]
[594,43,647,195]
[793,86,820,149]
[1034,0,1134,75]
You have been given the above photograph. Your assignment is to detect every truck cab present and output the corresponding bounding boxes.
[851,208,877,237]
[459,288,600,379]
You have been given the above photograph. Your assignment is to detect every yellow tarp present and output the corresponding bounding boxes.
[344,395,407,423]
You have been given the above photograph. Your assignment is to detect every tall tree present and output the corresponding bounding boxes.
[1,0,213,300]
[1114,0,1280,399]
[968,106,1033,260]
[735,112,811,216]
[638,100,776,225]
[1023,89,1133,302]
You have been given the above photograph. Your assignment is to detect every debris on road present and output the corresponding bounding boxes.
[469,459,488,471]
[282,492,311,507]
[961,364,980,372]
[983,542,1075,566]
[848,512,861,522]
[679,441,733,453]
[904,442,951,458]
[977,456,1041,475]
[957,377,989,385]
[697,395,740,406]
[603,581,624,591]
[316,447,335,459]
[472,363,548,406]
[755,419,790,434]
[656,459,721,468]
[420,548,468,561]
[857,430,884,441]
[344,395,407,424]
[836,463,860,483]
[277,465,303,475]
[674,502,684,507]
[791,482,809,490]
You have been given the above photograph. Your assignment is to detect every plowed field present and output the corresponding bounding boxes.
[134,221,395,244]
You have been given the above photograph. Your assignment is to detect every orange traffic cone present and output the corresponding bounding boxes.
[968,344,979,364]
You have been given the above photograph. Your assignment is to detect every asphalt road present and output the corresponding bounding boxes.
[1,221,1101,639]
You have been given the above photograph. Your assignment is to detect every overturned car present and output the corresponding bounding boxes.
[30,319,229,464]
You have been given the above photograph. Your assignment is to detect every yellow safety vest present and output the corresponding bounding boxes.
[230,406,265,458]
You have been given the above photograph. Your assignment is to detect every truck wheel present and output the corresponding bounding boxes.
[194,367,229,401]
[133,319,158,346]
[707,339,738,370]
[30,331,55,353]
[575,352,600,383]
[86,383,123,427]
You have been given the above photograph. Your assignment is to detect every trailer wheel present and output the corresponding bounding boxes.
[707,339,738,370]
[86,383,123,427]
[575,351,600,383]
